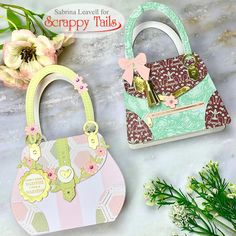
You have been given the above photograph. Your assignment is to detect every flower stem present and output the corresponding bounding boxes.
[0,3,53,38]
[0,15,17,29]
[214,218,236,235]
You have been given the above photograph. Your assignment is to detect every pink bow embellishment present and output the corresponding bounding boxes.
[118,53,150,85]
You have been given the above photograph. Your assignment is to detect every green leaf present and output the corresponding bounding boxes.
[24,13,30,29]
[7,8,22,30]
[0,27,9,33]
[0,44,3,50]
[17,163,22,168]
[35,163,43,170]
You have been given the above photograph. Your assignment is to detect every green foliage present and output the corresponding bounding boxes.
[0,3,57,41]
[0,27,9,33]
[6,8,22,30]
[144,161,236,236]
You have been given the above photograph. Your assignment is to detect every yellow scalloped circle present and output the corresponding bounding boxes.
[19,169,50,203]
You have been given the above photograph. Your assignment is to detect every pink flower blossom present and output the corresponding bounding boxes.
[84,161,98,175]
[45,168,57,181]
[0,65,28,89]
[25,124,39,136]
[1,29,57,89]
[74,75,84,85]
[73,75,88,93]
[163,95,178,108]
[74,81,88,93]
[52,33,75,55]
[96,146,106,157]
[24,156,33,167]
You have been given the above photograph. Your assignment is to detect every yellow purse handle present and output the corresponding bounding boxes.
[25,65,95,136]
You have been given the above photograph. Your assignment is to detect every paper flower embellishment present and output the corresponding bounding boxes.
[25,124,39,135]
[118,53,150,85]
[45,168,57,181]
[96,146,107,157]
[84,161,98,175]
[73,75,88,93]
[19,169,51,203]
[163,95,178,108]
[24,156,33,168]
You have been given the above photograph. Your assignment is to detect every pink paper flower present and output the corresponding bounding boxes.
[74,75,84,85]
[25,124,39,136]
[96,146,106,157]
[73,76,88,93]
[163,95,178,108]
[75,82,88,93]
[45,168,57,181]
[84,161,98,175]
[24,156,33,167]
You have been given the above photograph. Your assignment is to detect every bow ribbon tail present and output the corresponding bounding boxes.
[136,65,150,81]
[122,67,134,85]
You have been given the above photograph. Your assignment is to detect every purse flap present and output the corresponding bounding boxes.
[18,133,108,202]
[123,53,208,98]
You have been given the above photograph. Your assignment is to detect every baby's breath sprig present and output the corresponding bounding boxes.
[144,161,236,236]
[144,179,224,236]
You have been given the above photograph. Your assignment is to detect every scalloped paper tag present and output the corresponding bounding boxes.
[19,169,50,203]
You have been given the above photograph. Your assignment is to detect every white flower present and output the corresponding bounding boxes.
[227,183,236,199]
[206,160,219,170]
[170,203,193,228]
[227,193,236,199]
[143,181,157,206]
[212,188,218,194]
[0,65,28,89]
[2,29,57,81]
[200,160,219,176]
[228,183,236,193]
[186,176,195,194]
[52,33,75,53]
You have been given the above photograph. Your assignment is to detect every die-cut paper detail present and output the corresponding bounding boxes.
[163,95,178,108]
[73,75,88,93]
[18,156,43,170]
[19,169,51,203]
[25,124,39,135]
[57,166,74,183]
[119,53,150,84]
[96,146,107,157]
[84,160,98,175]
[45,168,57,181]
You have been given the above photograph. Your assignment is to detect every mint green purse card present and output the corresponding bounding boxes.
[119,2,231,149]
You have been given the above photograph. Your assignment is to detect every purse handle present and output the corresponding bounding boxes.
[125,2,192,58]
[133,21,184,55]
[25,65,95,138]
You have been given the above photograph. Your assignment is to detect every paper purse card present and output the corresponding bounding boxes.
[119,2,231,149]
[11,65,126,235]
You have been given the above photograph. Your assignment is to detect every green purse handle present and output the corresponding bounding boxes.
[124,2,192,58]
[25,65,95,136]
